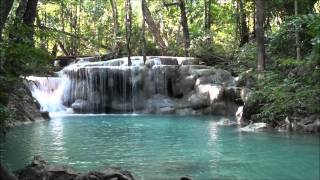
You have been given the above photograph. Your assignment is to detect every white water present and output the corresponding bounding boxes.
[26,57,167,113]
[26,76,68,112]
[26,56,241,116]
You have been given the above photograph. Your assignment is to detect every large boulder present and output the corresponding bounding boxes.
[71,99,91,113]
[75,168,135,180]
[196,84,222,103]
[175,75,196,97]
[145,94,176,114]
[277,115,320,133]
[240,122,268,132]
[194,69,235,86]
[188,93,210,109]
[14,156,78,180]
[6,79,49,127]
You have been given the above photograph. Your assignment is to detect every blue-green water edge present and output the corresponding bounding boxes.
[1,115,319,180]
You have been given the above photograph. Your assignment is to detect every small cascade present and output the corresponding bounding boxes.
[26,76,67,112]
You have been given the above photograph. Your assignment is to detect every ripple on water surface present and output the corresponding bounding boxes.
[1,115,319,180]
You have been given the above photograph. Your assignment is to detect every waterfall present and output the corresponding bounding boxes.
[26,76,68,112]
[27,57,162,113]
[26,56,240,115]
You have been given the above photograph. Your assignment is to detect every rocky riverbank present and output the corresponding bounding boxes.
[0,156,194,180]
[1,77,50,129]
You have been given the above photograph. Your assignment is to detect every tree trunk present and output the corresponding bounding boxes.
[295,0,301,60]
[0,0,14,41]
[204,0,212,30]
[15,0,28,23]
[255,0,265,72]
[178,0,190,57]
[51,44,58,57]
[9,0,28,41]
[252,0,256,38]
[239,0,249,47]
[57,40,70,56]
[110,0,120,57]
[142,0,167,50]
[23,0,39,46]
[60,1,65,55]
[125,0,132,66]
[142,0,147,64]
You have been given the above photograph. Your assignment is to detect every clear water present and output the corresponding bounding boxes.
[1,115,319,180]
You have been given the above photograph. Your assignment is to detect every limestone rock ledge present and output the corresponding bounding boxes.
[6,79,50,128]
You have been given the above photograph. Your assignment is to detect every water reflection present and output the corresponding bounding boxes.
[49,118,66,160]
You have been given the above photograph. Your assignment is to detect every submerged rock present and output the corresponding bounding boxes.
[240,122,268,132]
[145,94,176,114]
[188,93,210,109]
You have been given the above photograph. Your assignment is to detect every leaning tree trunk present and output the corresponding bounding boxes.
[9,0,28,42]
[178,0,190,57]
[0,0,14,41]
[110,0,120,57]
[125,0,132,66]
[142,0,167,51]
[142,0,147,64]
[255,0,265,72]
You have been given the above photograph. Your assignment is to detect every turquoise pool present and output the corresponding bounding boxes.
[1,115,319,179]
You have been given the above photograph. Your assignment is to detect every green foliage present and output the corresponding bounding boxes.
[0,104,10,129]
[247,57,320,123]
[190,32,216,59]
[268,13,320,58]
[145,40,161,56]
[2,42,54,76]
[232,43,257,74]
[166,42,184,57]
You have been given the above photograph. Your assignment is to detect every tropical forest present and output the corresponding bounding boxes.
[0,0,319,179]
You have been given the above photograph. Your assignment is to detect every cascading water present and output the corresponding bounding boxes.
[27,56,242,116]
[26,76,68,112]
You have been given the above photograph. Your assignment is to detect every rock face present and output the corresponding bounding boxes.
[14,156,135,180]
[6,79,49,127]
[276,115,320,133]
[28,56,246,116]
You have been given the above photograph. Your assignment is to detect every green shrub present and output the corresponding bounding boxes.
[2,42,54,76]
[247,61,320,123]
[231,43,257,74]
